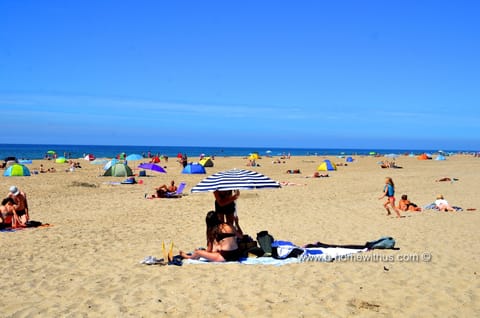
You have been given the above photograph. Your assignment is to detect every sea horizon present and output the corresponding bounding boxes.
[0,143,475,161]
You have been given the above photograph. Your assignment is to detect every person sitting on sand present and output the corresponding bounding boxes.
[0,197,23,228]
[434,194,455,212]
[146,180,177,198]
[7,186,29,225]
[398,194,422,212]
[0,197,15,227]
[180,210,242,262]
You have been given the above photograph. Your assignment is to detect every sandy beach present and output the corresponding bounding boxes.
[1,154,479,317]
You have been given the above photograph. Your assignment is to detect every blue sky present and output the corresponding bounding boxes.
[1,1,478,150]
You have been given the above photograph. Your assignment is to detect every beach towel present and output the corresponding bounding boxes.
[181,246,367,266]
[0,223,51,232]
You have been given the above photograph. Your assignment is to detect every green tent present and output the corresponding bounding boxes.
[103,163,133,177]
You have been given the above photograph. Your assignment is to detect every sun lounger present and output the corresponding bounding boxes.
[165,182,186,198]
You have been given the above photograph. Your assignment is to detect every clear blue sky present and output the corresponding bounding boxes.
[1,1,478,150]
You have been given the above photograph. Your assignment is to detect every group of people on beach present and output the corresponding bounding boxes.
[180,189,244,262]
[379,177,456,218]
[0,186,29,228]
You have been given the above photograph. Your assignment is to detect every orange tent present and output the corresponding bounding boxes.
[417,153,431,160]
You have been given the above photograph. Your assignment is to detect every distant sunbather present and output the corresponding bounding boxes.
[435,177,459,182]
[286,169,301,174]
[306,172,329,178]
[147,180,177,198]
[435,194,455,212]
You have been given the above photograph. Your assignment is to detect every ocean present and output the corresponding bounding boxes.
[0,144,465,160]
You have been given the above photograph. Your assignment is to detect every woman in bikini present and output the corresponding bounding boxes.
[180,211,242,262]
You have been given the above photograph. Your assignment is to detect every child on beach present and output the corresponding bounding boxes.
[379,177,402,218]
[398,194,422,212]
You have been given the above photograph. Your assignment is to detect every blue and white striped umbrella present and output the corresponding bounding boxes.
[191,169,281,193]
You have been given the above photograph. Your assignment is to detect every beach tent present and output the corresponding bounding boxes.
[103,163,133,177]
[346,156,354,163]
[417,153,431,160]
[249,152,260,160]
[4,163,31,176]
[435,155,446,161]
[4,156,18,163]
[199,157,214,167]
[4,157,18,168]
[84,154,96,161]
[55,157,67,163]
[317,160,337,171]
[103,159,119,171]
[91,158,108,165]
[182,163,206,174]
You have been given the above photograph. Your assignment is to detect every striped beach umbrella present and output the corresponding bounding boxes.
[191,169,281,193]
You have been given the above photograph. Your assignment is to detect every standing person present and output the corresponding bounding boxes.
[181,154,188,168]
[379,177,402,218]
[7,186,29,225]
[214,189,240,229]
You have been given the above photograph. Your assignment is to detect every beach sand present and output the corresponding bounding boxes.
[1,154,479,317]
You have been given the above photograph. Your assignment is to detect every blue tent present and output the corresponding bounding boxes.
[182,163,206,174]
[435,155,446,161]
[346,156,354,162]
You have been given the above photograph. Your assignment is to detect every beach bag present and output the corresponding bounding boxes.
[238,235,263,257]
[256,231,274,255]
[238,235,258,250]
[366,236,396,249]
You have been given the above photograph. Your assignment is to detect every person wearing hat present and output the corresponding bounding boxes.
[8,186,29,225]
[434,194,455,212]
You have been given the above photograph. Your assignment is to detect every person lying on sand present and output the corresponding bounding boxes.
[434,194,455,212]
[435,177,459,182]
[398,194,422,212]
[306,172,329,178]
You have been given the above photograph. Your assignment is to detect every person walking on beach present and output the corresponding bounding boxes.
[379,177,402,218]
